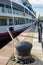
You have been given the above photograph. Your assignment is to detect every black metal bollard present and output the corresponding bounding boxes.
[40,24,42,42]
[38,22,40,32]
[15,41,32,60]
[38,27,41,42]
[40,24,42,34]
[38,22,39,27]
[38,24,42,42]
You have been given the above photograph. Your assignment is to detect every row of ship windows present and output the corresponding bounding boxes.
[0,4,35,17]
[0,7,35,18]
[0,4,11,8]
[0,19,34,26]
[0,2,35,14]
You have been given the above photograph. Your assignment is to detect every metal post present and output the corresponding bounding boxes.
[40,24,42,42]
[38,22,39,32]
[38,24,42,42]
[38,26,41,42]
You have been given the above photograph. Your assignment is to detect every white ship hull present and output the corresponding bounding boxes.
[0,22,35,40]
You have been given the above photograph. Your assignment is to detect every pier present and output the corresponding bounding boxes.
[0,24,43,65]
[0,0,43,65]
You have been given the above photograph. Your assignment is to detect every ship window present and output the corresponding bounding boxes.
[26,19,28,23]
[6,5,11,8]
[0,19,7,26]
[19,19,25,24]
[14,19,18,25]
[18,19,25,24]
[9,19,13,25]
[0,4,4,7]
[13,7,23,12]
[14,19,25,25]
[23,2,27,6]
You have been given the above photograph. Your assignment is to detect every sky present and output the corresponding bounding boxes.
[29,0,43,17]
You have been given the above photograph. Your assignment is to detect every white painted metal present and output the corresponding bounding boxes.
[0,22,35,34]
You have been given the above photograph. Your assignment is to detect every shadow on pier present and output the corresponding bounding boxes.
[0,32,22,49]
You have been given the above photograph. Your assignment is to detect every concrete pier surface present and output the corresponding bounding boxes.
[0,24,43,65]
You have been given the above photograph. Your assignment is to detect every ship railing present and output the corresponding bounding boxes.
[25,13,32,18]
[0,7,33,17]
[0,7,24,16]
[0,7,12,13]
[13,10,24,16]
[0,7,2,13]
[4,8,12,13]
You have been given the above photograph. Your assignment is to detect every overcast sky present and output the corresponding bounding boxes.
[29,0,43,17]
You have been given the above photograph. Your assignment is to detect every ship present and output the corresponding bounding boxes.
[0,0,36,40]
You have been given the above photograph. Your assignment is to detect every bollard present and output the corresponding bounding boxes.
[40,24,42,34]
[38,22,40,32]
[40,24,42,42]
[38,22,39,27]
[38,27,41,42]
[14,41,32,60]
[38,24,42,42]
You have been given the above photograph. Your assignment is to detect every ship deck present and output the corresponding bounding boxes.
[0,24,43,65]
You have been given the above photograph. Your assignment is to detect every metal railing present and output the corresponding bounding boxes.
[0,7,33,17]
[0,7,12,13]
